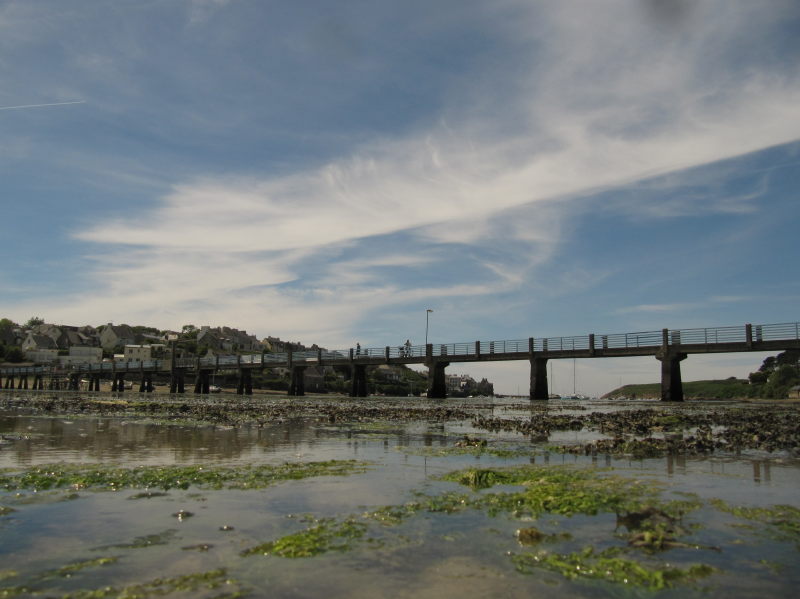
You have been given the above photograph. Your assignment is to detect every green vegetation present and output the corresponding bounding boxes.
[604,378,752,400]
[56,568,242,599]
[0,460,367,492]
[55,557,118,577]
[240,465,722,591]
[95,530,178,550]
[440,466,670,518]
[400,442,530,459]
[0,345,24,363]
[241,518,368,558]
[748,350,800,398]
[604,350,800,399]
[512,546,716,590]
[710,499,800,547]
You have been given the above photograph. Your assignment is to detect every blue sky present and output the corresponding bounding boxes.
[2,0,799,395]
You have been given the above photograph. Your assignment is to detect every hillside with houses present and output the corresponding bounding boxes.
[0,317,493,397]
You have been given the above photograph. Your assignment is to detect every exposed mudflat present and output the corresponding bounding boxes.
[1,391,798,598]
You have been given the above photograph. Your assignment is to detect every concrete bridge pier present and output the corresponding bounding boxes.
[112,374,126,392]
[33,375,44,390]
[170,369,186,393]
[139,374,154,393]
[237,369,253,395]
[194,371,211,394]
[426,361,449,399]
[69,374,81,391]
[529,357,549,401]
[349,364,368,397]
[289,366,306,396]
[4,376,14,389]
[656,351,687,402]
[91,375,102,391]
[18,375,28,390]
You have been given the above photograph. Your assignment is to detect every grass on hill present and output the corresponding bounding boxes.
[602,378,752,400]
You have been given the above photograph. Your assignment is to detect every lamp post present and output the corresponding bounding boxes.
[425,309,433,346]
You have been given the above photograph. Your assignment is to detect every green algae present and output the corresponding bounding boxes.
[440,465,669,518]
[241,518,368,558]
[0,506,14,516]
[512,546,717,590]
[0,460,367,492]
[0,567,244,598]
[710,499,800,547]
[0,585,30,598]
[516,526,571,546]
[56,568,243,599]
[55,557,118,578]
[402,444,531,459]
[93,529,178,550]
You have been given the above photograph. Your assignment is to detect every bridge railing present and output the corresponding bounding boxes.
[534,335,594,352]
[672,325,745,345]
[755,322,800,341]
[598,331,662,349]
[479,340,527,354]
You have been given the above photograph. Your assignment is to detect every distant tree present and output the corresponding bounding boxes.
[133,325,162,336]
[25,316,44,328]
[0,318,18,331]
[4,346,25,363]
[749,350,799,398]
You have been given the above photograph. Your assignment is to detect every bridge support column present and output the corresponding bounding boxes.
[656,352,687,402]
[194,371,210,394]
[34,375,43,390]
[170,369,186,393]
[426,361,449,399]
[93,375,102,391]
[349,364,367,397]
[529,357,549,401]
[289,366,306,396]
[19,375,28,390]
[237,369,253,395]
[69,374,80,391]
[138,374,153,393]
[6,376,14,389]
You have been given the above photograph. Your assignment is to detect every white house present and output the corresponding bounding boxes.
[59,346,103,366]
[123,344,166,362]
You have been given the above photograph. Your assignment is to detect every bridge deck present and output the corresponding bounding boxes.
[1,321,798,378]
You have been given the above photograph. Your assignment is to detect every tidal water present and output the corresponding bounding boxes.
[0,392,798,598]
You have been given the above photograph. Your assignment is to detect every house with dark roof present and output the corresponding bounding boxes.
[99,323,138,351]
[21,333,58,352]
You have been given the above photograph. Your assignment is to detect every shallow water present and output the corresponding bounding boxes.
[1,392,798,598]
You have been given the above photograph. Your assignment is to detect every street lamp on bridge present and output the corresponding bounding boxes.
[425,309,433,346]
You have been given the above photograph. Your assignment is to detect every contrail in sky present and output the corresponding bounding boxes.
[0,100,85,111]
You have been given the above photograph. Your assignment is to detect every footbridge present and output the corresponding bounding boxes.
[1,322,798,401]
